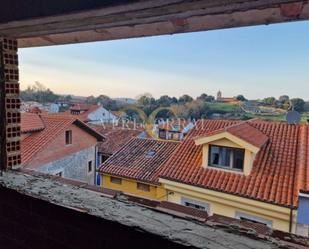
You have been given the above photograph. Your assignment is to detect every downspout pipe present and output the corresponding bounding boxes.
[289,208,293,233]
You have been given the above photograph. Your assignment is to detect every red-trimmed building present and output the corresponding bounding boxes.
[21,113,104,184]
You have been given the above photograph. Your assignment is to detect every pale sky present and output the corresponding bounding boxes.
[19,21,309,100]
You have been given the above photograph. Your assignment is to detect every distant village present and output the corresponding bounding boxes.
[19,83,309,237]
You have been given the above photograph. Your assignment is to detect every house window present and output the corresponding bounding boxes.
[235,212,273,227]
[181,197,209,212]
[88,161,92,173]
[110,176,122,185]
[65,130,72,145]
[208,145,244,171]
[137,182,150,192]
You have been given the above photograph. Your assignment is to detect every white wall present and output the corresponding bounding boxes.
[88,106,117,124]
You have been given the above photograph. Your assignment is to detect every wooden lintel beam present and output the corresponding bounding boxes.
[0,0,307,47]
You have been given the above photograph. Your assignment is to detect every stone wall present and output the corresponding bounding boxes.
[37,146,96,185]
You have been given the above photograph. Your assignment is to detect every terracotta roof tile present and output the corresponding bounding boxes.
[21,113,104,166]
[159,119,308,207]
[157,201,208,221]
[67,104,101,122]
[207,214,271,236]
[198,121,269,149]
[21,113,45,133]
[99,138,179,184]
[90,124,144,155]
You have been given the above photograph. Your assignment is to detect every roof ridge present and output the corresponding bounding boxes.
[223,120,248,131]
[223,119,262,131]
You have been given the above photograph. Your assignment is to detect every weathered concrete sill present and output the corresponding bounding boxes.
[0,170,279,249]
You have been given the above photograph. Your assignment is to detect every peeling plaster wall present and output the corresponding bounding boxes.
[0,170,278,249]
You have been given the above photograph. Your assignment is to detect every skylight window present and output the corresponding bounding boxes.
[146,150,156,157]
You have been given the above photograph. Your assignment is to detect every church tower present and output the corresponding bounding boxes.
[217,90,222,100]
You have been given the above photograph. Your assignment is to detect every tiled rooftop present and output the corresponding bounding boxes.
[199,121,269,149]
[90,123,144,155]
[68,104,101,121]
[159,119,309,207]
[21,113,45,133]
[99,138,179,184]
[21,113,104,166]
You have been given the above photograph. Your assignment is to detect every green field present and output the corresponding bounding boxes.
[243,113,285,122]
[244,112,309,123]
[207,102,239,113]
[206,102,309,123]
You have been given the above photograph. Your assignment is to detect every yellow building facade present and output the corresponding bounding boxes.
[101,174,167,201]
[160,178,296,233]
[101,172,296,233]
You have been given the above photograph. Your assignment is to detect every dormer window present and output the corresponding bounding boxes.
[208,145,244,171]
[194,122,269,176]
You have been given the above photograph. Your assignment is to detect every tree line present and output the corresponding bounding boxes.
[20,82,60,103]
[262,95,309,112]
[130,93,219,120]
[21,82,308,119]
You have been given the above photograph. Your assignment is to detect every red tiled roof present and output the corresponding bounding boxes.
[99,138,179,184]
[207,214,271,236]
[70,103,93,111]
[199,121,269,149]
[21,114,104,166]
[127,195,160,208]
[157,201,208,221]
[68,104,101,122]
[159,119,309,207]
[21,113,45,133]
[90,124,144,155]
[297,125,309,194]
